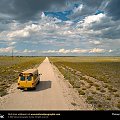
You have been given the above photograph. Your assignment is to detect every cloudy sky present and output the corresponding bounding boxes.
[0,0,120,56]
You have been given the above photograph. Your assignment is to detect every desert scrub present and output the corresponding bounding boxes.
[91,91,96,94]
[103,84,109,88]
[0,87,7,96]
[97,104,105,110]
[82,87,86,90]
[79,76,87,81]
[114,94,119,97]
[87,96,94,101]
[72,80,81,88]
[106,96,111,100]
[50,57,120,89]
[99,76,109,83]
[78,89,85,95]
[97,107,105,110]
[108,86,113,90]
[69,77,80,88]
[111,89,117,92]
[100,89,106,93]
[96,87,101,91]
[0,91,7,97]
[116,103,120,109]
[89,83,94,86]
[86,79,93,83]
[73,84,80,88]
[49,57,120,110]
[94,83,99,87]
[86,96,95,104]
[108,86,117,92]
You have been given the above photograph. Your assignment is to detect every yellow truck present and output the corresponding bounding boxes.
[17,69,41,90]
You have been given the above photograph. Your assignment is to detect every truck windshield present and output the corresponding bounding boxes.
[27,76,32,81]
[20,76,25,81]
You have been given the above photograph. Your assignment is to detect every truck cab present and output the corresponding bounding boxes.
[18,69,41,90]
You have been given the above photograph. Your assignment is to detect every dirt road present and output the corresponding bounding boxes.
[0,57,68,110]
[0,57,92,110]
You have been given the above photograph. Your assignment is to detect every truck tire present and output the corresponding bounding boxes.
[33,87,36,90]
[37,80,40,85]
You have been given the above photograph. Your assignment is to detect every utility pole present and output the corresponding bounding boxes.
[12,49,13,60]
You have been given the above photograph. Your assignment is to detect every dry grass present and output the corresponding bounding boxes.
[87,96,95,104]
[49,57,120,110]
[114,94,119,97]
[91,91,96,94]
[50,57,120,89]
[105,95,112,100]
[100,89,106,93]
[116,103,120,109]
[78,89,85,95]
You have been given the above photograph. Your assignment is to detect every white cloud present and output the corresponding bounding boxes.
[45,50,56,53]
[7,30,29,38]
[89,40,101,45]
[0,47,14,53]
[8,42,16,45]
[41,12,46,18]
[5,14,62,40]
[24,24,41,32]
[84,13,105,24]
[71,48,88,53]
[43,48,106,54]
[64,21,73,25]
[109,49,113,53]
[73,4,84,13]
[7,24,42,39]
[23,49,36,53]
[0,48,36,54]
[58,49,70,54]
[62,30,73,35]
[89,48,105,53]
[43,49,70,54]
[0,10,120,56]
[80,13,105,28]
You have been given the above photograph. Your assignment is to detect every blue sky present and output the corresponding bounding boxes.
[0,0,120,56]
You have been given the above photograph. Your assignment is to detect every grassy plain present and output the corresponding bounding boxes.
[0,56,45,96]
[49,56,120,110]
